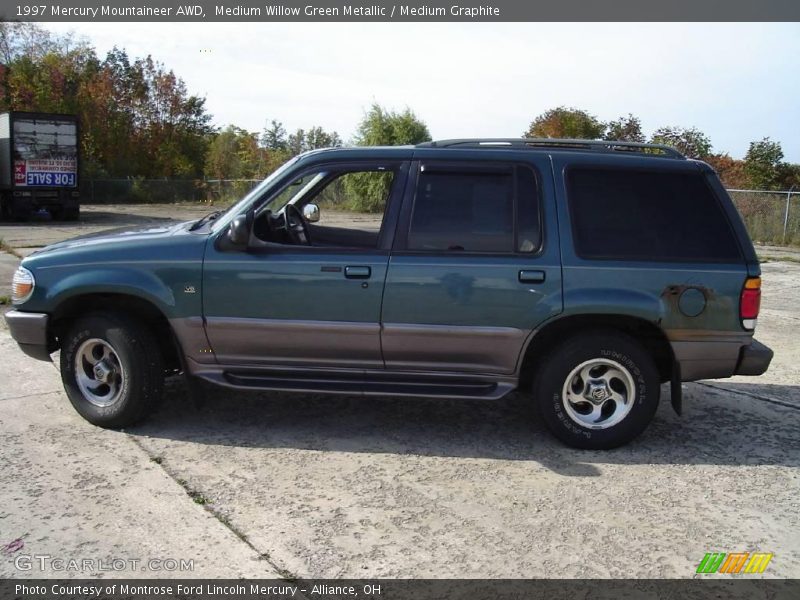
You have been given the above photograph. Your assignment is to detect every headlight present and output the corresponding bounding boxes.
[11,266,35,304]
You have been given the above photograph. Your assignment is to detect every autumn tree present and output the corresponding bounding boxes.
[524,107,605,140]
[604,114,645,142]
[649,126,712,159]
[704,154,750,189]
[205,125,268,180]
[0,23,213,179]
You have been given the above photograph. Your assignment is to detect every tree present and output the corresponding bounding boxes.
[261,119,287,150]
[305,126,342,150]
[524,106,605,140]
[604,114,645,143]
[345,104,429,212]
[704,154,750,189]
[0,23,213,179]
[744,137,784,190]
[353,103,431,146]
[205,125,264,180]
[650,126,712,159]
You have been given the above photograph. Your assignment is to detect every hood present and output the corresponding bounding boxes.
[29,220,193,256]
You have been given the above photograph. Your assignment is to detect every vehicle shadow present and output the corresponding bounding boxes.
[131,379,800,475]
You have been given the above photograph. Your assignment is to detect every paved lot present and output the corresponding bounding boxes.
[0,205,798,579]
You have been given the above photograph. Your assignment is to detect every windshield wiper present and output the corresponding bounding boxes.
[189,209,224,231]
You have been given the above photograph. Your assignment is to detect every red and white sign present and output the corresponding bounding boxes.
[14,160,26,184]
[14,158,77,187]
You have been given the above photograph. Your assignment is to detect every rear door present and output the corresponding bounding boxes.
[380,156,562,374]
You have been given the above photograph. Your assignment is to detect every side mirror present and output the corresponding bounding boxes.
[228,214,250,247]
[303,203,320,223]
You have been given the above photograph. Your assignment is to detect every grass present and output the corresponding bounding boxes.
[187,490,209,505]
[0,239,22,259]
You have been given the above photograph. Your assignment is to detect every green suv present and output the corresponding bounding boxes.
[5,139,773,449]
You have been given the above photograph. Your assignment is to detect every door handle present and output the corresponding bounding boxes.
[345,266,371,279]
[519,270,545,284]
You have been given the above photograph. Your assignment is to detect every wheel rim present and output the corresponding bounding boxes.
[561,358,636,430]
[74,338,125,407]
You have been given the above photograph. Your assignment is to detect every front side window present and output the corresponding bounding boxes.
[253,166,396,249]
[407,164,540,253]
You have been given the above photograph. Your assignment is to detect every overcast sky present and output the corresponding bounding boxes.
[46,22,800,162]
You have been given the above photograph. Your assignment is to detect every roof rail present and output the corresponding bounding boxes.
[416,138,686,159]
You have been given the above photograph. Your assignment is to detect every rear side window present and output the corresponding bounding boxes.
[407,165,540,253]
[566,167,741,262]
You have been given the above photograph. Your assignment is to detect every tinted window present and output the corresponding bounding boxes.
[567,168,741,262]
[408,165,540,253]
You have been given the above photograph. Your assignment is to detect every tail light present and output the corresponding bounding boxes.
[740,277,761,330]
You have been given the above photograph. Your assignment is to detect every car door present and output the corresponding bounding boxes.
[202,159,408,369]
[380,156,562,374]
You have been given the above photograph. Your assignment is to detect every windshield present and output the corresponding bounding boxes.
[209,155,301,233]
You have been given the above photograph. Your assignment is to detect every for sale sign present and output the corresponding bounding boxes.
[14,158,77,187]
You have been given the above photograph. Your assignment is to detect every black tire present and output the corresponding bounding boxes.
[0,195,11,221]
[534,330,660,450]
[51,206,79,221]
[60,312,164,428]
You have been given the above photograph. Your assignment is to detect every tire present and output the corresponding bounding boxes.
[0,194,11,221]
[51,206,79,221]
[60,312,164,428]
[534,330,660,450]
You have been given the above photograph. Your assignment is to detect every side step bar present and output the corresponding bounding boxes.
[196,368,515,400]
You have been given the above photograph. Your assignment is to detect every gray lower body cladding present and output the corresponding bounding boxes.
[4,310,51,361]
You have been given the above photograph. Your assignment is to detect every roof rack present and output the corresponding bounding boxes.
[416,138,686,159]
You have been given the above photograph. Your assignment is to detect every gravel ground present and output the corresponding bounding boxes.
[0,204,798,579]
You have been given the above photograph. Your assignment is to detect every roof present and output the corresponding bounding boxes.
[417,138,686,159]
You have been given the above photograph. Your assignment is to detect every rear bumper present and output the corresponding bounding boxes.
[670,335,772,381]
[4,310,52,361]
[734,338,773,376]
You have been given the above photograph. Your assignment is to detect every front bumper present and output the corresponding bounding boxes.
[4,310,52,361]
[734,338,773,376]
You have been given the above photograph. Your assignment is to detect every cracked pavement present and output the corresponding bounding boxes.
[0,206,798,578]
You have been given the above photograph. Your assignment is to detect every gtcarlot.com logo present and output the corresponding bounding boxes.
[14,554,194,573]
[696,552,773,574]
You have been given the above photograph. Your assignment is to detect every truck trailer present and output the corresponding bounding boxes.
[0,111,80,221]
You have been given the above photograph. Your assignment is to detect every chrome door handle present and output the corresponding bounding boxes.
[345,266,371,279]
[519,270,545,284]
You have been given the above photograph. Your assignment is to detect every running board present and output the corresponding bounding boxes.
[196,368,515,400]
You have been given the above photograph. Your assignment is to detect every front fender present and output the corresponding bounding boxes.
[38,267,183,318]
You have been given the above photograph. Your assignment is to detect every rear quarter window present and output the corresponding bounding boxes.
[566,167,742,262]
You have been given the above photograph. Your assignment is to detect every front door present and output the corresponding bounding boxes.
[203,160,408,368]
[380,158,563,374]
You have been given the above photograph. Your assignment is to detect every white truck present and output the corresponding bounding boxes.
[0,111,80,221]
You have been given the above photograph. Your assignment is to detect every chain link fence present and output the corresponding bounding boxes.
[727,189,799,246]
[80,179,800,247]
[79,178,264,205]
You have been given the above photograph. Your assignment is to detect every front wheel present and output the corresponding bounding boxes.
[60,312,164,428]
[534,331,660,450]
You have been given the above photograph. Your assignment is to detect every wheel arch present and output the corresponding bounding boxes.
[518,313,674,389]
[49,292,181,372]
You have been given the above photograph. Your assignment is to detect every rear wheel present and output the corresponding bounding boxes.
[60,312,164,428]
[51,206,79,221]
[534,331,660,449]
